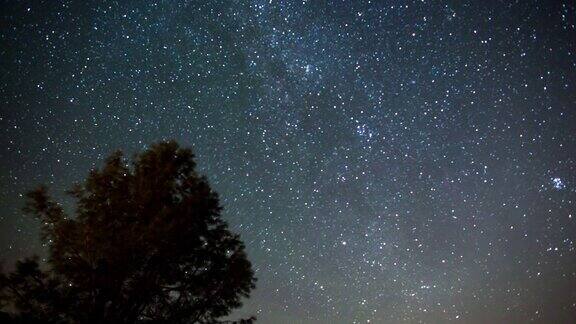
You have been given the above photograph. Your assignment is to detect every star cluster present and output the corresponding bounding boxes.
[1,1,576,323]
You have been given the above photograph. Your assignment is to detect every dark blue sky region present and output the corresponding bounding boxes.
[1,1,576,323]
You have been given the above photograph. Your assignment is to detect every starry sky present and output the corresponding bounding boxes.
[1,1,576,323]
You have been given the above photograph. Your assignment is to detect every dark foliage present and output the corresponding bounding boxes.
[0,141,256,323]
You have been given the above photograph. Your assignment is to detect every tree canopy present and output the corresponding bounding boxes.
[0,141,256,323]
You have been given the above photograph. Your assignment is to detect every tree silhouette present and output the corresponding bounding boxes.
[0,141,256,323]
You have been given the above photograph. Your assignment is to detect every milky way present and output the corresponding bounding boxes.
[1,1,576,323]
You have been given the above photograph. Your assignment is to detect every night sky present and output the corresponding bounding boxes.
[1,1,576,323]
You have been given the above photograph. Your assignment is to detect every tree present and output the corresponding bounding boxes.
[0,141,256,323]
